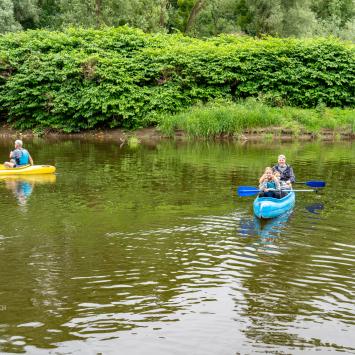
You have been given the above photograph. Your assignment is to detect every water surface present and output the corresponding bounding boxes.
[0,138,354,354]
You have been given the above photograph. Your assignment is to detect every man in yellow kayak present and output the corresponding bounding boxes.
[4,139,34,168]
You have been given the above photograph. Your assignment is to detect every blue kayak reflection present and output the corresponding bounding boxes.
[0,175,56,206]
[238,210,293,255]
[256,210,292,236]
[240,210,292,238]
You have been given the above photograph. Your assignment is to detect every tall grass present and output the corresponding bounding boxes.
[156,99,355,138]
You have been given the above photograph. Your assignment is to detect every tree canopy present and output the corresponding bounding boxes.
[0,0,354,40]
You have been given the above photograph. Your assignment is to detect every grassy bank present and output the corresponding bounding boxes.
[157,99,355,138]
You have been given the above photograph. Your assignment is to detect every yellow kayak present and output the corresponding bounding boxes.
[0,164,56,175]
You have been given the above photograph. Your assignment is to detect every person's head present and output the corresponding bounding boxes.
[278,154,286,166]
[15,139,23,149]
[263,167,273,179]
[274,171,281,180]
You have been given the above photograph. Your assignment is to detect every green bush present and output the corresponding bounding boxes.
[0,27,354,132]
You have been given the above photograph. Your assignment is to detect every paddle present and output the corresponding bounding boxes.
[237,186,316,197]
[295,180,326,188]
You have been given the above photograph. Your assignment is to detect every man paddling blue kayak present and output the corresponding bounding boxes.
[272,154,295,188]
[4,139,34,168]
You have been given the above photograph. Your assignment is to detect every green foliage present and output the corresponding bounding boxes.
[0,0,22,33]
[0,27,354,132]
[12,0,40,30]
[0,0,354,40]
[58,0,170,32]
[157,98,355,137]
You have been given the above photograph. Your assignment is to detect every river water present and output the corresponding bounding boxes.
[0,138,354,354]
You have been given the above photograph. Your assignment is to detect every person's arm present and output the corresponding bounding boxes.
[10,150,20,160]
[273,177,281,190]
[259,181,266,191]
[29,155,34,165]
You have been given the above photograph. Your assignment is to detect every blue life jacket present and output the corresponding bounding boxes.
[16,149,30,166]
[266,181,277,189]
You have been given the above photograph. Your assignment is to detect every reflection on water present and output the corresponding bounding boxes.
[0,175,56,206]
[0,138,354,354]
[305,202,324,214]
[254,210,292,237]
[254,210,292,253]
[237,210,293,258]
[4,179,33,206]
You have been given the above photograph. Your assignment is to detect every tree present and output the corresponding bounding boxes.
[13,0,40,29]
[185,0,205,33]
[167,0,206,34]
[0,0,22,33]
[37,0,62,28]
[243,0,284,36]
[59,0,99,27]
[59,0,169,31]
[1,0,353,40]
[124,0,169,32]
[189,0,240,36]
[281,0,317,37]
[311,0,354,26]
[341,17,355,40]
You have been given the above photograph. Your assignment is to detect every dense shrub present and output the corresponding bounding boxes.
[0,27,354,132]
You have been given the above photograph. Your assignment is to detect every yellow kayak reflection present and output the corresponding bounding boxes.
[0,174,56,206]
[0,174,57,184]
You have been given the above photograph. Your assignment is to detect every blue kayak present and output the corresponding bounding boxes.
[253,191,295,219]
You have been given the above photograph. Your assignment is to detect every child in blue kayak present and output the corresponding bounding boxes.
[259,167,280,198]
[274,170,292,197]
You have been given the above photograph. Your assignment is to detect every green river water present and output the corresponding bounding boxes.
[0,138,354,354]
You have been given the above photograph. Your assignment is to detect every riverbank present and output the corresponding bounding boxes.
[155,100,355,140]
[1,126,353,143]
[1,99,354,143]
[1,28,354,133]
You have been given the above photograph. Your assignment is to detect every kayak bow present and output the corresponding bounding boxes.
[253,191,295,219]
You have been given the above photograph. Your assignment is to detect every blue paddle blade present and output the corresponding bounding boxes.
[305,181,326,188]
[237,186,260,197]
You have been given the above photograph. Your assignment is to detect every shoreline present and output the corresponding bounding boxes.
[0,126,354,143]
